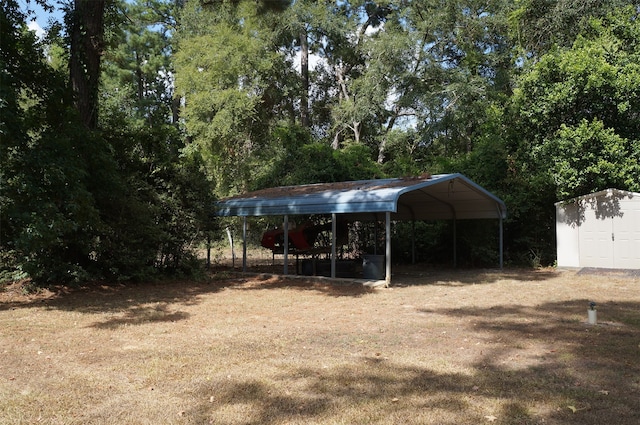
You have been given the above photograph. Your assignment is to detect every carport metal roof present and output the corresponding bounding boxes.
[216,173,506,221]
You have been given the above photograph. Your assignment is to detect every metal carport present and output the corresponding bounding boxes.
[215,173,507,285]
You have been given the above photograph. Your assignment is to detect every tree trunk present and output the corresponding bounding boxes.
[352,121,361,144]
[299,26,309,128]
[69,0,106,129]
[172,96,181,125]
[332,130,341,150]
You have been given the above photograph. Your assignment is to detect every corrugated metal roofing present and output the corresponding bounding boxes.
[216,173,506,221]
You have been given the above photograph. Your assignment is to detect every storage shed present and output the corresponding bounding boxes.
[556,189,640,269]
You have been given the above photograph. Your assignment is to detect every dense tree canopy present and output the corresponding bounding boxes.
[1,0,214,284]
[2,0,639,284]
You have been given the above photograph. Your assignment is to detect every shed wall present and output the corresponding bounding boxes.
[556,190,640,269]
[613,195,640,268]
[556,203,580,267]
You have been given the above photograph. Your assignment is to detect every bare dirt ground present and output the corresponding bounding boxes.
[1,266,639,424]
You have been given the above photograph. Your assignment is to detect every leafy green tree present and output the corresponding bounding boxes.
[318,1,388,148]
[2,0,216,284]
[97,0,217,278]
[1,0,104,282]
[508,0,633,58]
[174,0,521,193]
[512,6,640,197]
[175,0,295,194]
[102,0,179,127]
[542,119,639,199]
[306,0,516,165]
[67,0,108,129]
[94,116,216,279]
[405,0,515,161]
[493,5,640,264]
[251,126,382,189]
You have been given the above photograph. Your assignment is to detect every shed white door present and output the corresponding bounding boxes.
[613,196,640,268]
[578,194,640,269]
[579,204,614,268]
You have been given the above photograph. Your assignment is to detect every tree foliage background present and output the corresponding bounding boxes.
[1,0,638,284]
[1,0,214,284]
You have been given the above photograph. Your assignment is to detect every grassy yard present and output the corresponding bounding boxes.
[1,268,639,424]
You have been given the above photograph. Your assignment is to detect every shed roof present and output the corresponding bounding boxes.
[216,173,506,221]
[554,188,639,206]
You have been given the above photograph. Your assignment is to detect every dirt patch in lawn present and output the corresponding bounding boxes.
[1,267,639,424]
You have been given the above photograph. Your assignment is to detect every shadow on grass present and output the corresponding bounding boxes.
[0,271,376,316]
[182,362,598,425]
[208,266,561,296]
[0,267,563,315]
[0,276,235,313]
[220,264,561,286]
[230,274,377,298]
[182,299,640,425]
[392,266,560,286]
[89,304,191,329]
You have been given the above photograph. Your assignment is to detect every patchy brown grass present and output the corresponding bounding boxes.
[1,268,639,424]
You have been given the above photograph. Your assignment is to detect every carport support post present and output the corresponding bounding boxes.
[373,222,378,255]
[242,216,247,272]
[331,213,337,278]
[453,216,457,268]
[206,233,211,269]
[283,215,289,275]
[385,212,391,286]
[411,220,416,264]
[499,216,503,269]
